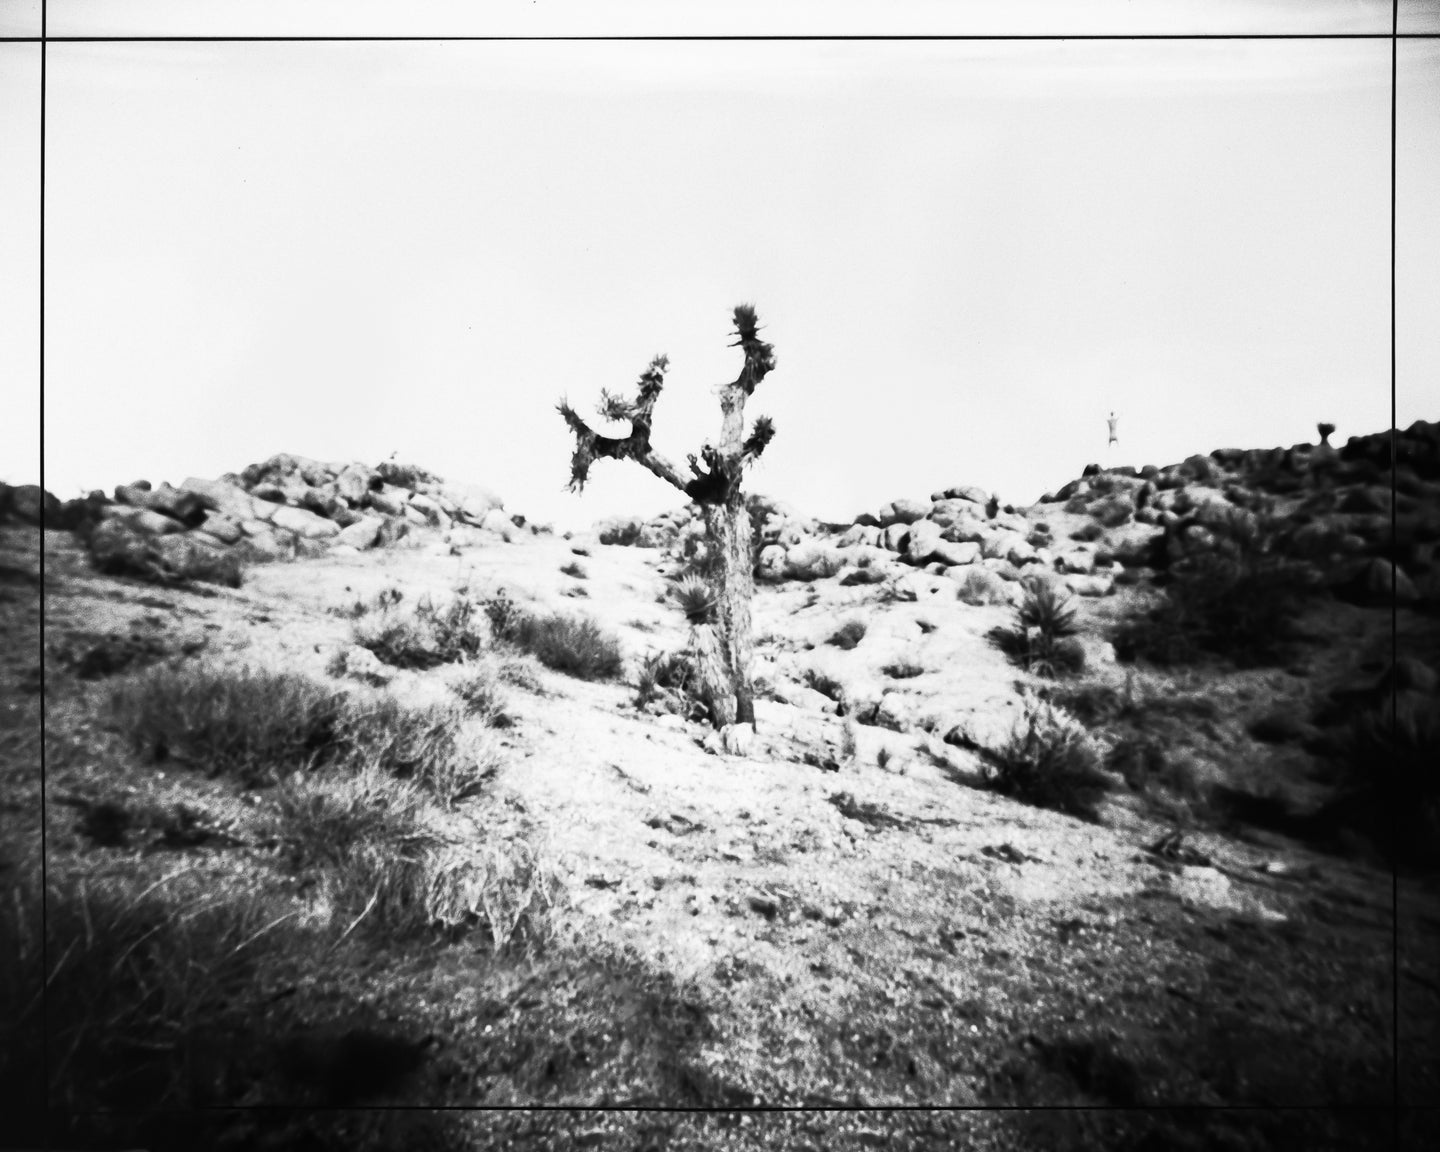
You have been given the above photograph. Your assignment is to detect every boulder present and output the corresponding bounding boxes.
[875,693,913,732]
[1056,549,1096,574]
[980,532,1023,561]
[877,499,930,528]
[333,462,382,504]
[234,529,290,564]
[903,520,944,565]
[931,540,980,567]
[101,505,186,536]
[335,516,385,550]
[366,485,410,517]
[149,534,233,581]
[956,567,1011,606]
[785,542,842,581]
[443,483,505,524]
[940,515,989,544]
[756,544,789,582]
[937,484,988,506]
[481,508,520,542]
[407,492,447,524]
[88,519,159,574]
[982,557,1023,581]
[1090,493,1135,528]
[404,504,431,527]
[8,485,60,527]
[298,484,348,521]
[1065,573,1115,597]
[188,530,235,551]
[141,484,209,528]
[838,523,882,549]
[270,505,341,539]
[1006,538,1038,567]
[880,523,911,553]
[195,511,245,545]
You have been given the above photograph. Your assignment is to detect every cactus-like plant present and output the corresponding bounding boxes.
[558,306,777,729]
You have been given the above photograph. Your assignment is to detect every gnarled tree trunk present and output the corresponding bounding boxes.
[558,305,775,730]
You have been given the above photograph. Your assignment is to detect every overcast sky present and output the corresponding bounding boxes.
[4,2,1438,530]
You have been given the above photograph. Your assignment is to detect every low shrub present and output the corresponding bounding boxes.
[353,594,485,668]
[826,619,867,650]
[1117,508,1320,667]
[881,660,926,680]
[559,561,588,579]
[985,698,1111,820]
[1321,698,1440,863]
[490,599,623,681]
[1070,522,1103,543]
[840,567,888,586]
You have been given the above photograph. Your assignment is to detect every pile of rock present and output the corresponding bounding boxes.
[14,453,532,585]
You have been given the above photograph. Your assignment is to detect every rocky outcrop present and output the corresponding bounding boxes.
[46,453,521,586]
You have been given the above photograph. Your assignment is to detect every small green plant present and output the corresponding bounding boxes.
[826,619,867,650]
[985,698,1111,820]
[560,561,588,579]
[670,574,718,625]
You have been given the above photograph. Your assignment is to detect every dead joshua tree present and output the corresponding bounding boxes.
[558,304,776,730]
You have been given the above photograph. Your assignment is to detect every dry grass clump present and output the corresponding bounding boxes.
[485,590,623,681]
[881,660,926,680]
[110,664,348,787]
[447,658,513,726]
[1,864,299,1120]
[984,697,1111,820]
[341,695,495,808]
[109,664,489,802]
[559,560,588,579]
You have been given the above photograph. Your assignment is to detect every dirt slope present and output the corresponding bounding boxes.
[8,517,1439,1150]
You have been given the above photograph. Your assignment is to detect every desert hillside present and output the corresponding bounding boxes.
[4,423,1439,1150]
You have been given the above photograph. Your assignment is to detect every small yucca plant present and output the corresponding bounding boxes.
[671,574,717,626]
[1017,578,1080,642]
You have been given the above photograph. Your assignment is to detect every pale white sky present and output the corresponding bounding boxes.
[4,2,1438,530]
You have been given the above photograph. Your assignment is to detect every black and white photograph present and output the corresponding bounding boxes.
[3,1,1439,1148]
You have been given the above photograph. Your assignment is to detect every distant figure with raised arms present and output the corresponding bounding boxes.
[1107,411,1118,448]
